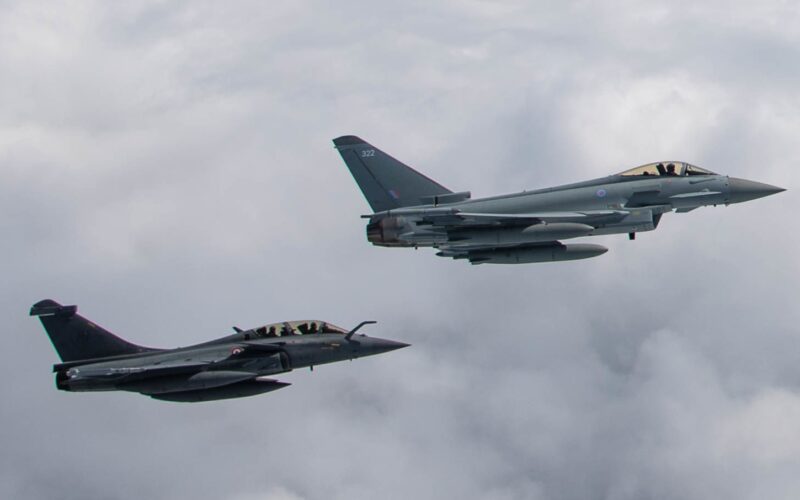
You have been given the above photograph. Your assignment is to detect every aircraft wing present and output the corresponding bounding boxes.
[446,209,627,226]
[377,207,628,227]
[111,358,216,378]
[425,211,623,263]
[53,356,211,374]
[146,357,218,370]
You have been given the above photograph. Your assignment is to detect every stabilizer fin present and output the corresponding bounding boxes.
[333,135,452,212]
[30,299,157,362]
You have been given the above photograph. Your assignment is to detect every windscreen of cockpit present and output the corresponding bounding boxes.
[618,162,716,177]
[293,321,348,335]
[683,163,716,176]
[252,321,348,338]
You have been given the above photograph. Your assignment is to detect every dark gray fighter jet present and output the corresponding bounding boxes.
[30,300,408,402]
[334,136,785,264]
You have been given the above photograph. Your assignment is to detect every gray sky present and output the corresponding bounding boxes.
[1,1,799,499]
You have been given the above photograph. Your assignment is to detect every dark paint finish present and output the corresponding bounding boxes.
[31,300,409,402]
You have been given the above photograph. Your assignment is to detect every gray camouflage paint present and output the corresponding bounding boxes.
[334,136,784,264]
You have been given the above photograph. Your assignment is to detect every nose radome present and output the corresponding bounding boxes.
[373,338,410,353]
[357,337,410,356]
[728,177,785,204]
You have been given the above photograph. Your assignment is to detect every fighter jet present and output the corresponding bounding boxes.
[333,135,785,264]
[30,299,408,402]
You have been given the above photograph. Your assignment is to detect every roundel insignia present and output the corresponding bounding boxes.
[596,188,607,198]
[231,347,244,355]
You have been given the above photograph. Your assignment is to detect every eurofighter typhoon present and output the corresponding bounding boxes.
[31,300,408,402]
[333,136,784,264]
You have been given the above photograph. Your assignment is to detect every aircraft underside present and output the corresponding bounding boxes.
[367,210,664,264]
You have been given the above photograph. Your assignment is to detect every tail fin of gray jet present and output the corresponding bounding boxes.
[333,135,453,212]
[30,299,157,362]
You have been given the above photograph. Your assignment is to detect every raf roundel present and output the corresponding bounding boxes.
[596,188,607,198]
[231,347,244,355]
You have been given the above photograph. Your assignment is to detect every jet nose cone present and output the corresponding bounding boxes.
[356,337,410,356]
[374,338,411,353]
[728,177,786,204]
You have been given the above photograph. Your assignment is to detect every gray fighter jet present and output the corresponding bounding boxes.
[334,136,784,264]
[30,299,408,402]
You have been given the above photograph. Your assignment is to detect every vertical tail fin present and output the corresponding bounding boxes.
[30,299,156,362]
[333,135,452,212]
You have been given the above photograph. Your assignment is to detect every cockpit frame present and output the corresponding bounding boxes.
[617,162,716,178]
[250,320,348,338]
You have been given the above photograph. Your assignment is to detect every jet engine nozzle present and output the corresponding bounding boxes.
[55,371,72,391]
[366,216,414,247]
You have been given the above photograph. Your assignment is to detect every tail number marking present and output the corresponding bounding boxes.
[360,149,375,158]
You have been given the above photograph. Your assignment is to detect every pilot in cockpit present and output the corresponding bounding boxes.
[666,163,677,176]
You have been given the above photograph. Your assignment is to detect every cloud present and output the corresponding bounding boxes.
[1,1,798,499]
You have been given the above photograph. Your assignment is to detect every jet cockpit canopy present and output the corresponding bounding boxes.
[618,162,716,177]
[250,320,348,338]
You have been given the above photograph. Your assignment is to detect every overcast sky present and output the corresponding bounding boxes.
[1,1,799,499]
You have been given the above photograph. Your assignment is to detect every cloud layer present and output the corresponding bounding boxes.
[1,2,798,499]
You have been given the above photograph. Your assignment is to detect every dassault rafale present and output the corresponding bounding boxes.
[31,299,408,402]
[334,136,784,264]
